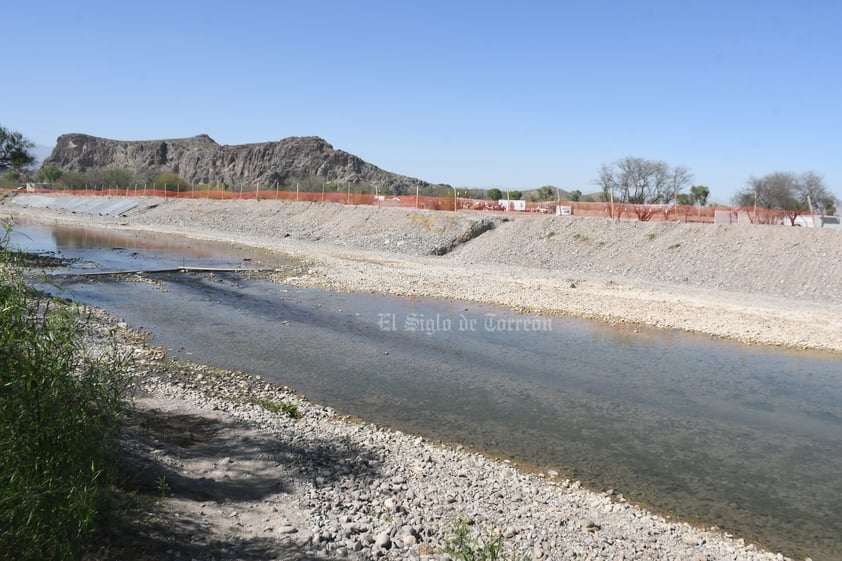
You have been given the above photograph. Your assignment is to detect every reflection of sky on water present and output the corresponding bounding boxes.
[9,222,290,271]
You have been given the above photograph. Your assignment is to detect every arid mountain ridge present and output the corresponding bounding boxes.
[44,133,439,193]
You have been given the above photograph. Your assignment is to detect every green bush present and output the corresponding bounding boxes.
[97,167,135,188]
[55,171,87,190]
[152,173,189,191]
[252,398,300,419]
[0,221,131,560]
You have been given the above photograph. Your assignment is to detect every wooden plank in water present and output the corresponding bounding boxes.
[47,266,270,277]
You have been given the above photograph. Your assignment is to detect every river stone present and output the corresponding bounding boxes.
[374,531,391,549]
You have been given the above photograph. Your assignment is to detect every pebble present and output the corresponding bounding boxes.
[163,360,786,561]
[374,532,391,549]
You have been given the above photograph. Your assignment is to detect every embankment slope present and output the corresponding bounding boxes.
[5,195,842,352]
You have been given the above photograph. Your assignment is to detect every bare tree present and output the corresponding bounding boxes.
[734,171,837,215]
[799,172,837,215]
[668,166,693,204]
[597,163,618,202]
[735,172,799,210]
[596,157,693,205]
[617,157,649,204]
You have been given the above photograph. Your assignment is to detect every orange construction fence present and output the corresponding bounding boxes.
[1,186,820,225]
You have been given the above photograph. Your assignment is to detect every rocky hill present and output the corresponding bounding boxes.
[43,133,437,193]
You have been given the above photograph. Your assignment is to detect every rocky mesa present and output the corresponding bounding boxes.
[43,133,438,193]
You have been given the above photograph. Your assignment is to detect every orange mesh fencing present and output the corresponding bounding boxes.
[0,186,820,226]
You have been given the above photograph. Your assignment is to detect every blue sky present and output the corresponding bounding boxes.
[5,1,841,203]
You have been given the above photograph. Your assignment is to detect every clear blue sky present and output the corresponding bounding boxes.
[5,0,841,203]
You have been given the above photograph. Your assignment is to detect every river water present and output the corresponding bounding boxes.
[10,223,842,560]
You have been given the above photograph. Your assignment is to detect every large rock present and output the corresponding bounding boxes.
[43,133,436,194]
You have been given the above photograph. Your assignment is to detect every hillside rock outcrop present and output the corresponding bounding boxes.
[43,133,435,193]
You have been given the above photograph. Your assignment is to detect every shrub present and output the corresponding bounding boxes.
[152,173,189,191]
[56,171,88,190]
[252,398,300,419]
[0,220,131,559]
[97,167,135,188]
[445,515,530,561]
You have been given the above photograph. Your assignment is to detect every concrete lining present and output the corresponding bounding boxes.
[10,194,140,216]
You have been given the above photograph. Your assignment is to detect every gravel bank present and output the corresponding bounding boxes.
[5,195,837,560]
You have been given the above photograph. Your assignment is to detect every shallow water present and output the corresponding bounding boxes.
[8,221,291,271]
[11,223,842,560]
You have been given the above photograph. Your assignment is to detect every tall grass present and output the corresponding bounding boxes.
[0,221,131,560]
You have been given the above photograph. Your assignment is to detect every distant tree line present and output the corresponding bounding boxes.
[28,167,197,192]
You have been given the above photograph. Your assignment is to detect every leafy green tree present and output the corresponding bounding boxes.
[38,165,63,183]
[689,185,710,206]
[152,173,189,191]
[429,184,455,198]
[0,126,35,173]
[99,167,135,188]
[677,193,693,205]
[486,188,503,201]
[508,190,522,200]
[56,171,88,190]
[569,189,582,202]
[535,185,557,201]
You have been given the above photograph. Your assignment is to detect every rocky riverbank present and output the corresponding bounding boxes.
[90,311,793,561]
[3,194,832,560]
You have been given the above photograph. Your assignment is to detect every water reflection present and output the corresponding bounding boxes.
[9,222,291,271]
